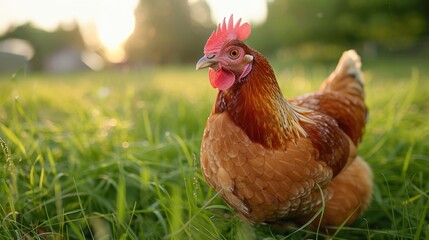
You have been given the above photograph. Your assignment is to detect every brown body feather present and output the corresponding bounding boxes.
[201,48,372,228]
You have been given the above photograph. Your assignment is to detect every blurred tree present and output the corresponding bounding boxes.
[0,23,85,70]
[250,0,428,59]
[125,0,212,64]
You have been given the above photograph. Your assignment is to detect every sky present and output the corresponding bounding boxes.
[0,0,268,62]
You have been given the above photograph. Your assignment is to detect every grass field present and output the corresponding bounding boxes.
[0,56,428,239]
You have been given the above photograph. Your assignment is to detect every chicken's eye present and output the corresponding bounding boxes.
[229,49,240,59]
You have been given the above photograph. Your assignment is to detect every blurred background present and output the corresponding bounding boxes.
[0,0,428,74]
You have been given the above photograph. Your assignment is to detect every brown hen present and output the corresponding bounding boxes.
[196,15,373,229]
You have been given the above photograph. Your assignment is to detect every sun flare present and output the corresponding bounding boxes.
[93,0,137,63]
[95,13,135,52]
[205,0,268,25]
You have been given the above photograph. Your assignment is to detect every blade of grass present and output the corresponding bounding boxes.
[0,124,26,156]
[142,110,154,145]
[401,143,414,179]
[164,190,223,239]
[0,136,10,160]
[116,163,127,226]
[1,179,17,222]
[414,198,429,240]
[381,173,398,234]
[73,178,94,240]
[168,186,184,239]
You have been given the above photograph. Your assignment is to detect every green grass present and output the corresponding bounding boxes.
[0,57,428,239]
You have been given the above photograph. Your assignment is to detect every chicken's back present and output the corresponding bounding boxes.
[292,50,367,146]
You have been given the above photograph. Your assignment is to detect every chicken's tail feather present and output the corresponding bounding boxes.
[320,50,364,98]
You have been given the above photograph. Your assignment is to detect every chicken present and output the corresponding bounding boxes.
[196,15,373,229]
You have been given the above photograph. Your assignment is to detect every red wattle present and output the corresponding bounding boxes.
[209,68,235,91]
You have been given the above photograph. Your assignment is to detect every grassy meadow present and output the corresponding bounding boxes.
[0,56,428,239]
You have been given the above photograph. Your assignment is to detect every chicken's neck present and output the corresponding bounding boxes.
[213,51,310,149]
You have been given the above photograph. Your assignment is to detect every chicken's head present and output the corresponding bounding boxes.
[196,15,254,91]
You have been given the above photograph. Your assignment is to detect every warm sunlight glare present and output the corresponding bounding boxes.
[205,0,268,25]
[94,3,137,63]
[0,0,138,63]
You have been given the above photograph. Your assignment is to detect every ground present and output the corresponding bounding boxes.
[0,56,428,239]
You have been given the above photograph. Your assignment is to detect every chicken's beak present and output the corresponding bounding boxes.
[196,55,218,70]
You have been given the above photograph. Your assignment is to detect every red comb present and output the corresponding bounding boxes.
[204,15,251,55]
